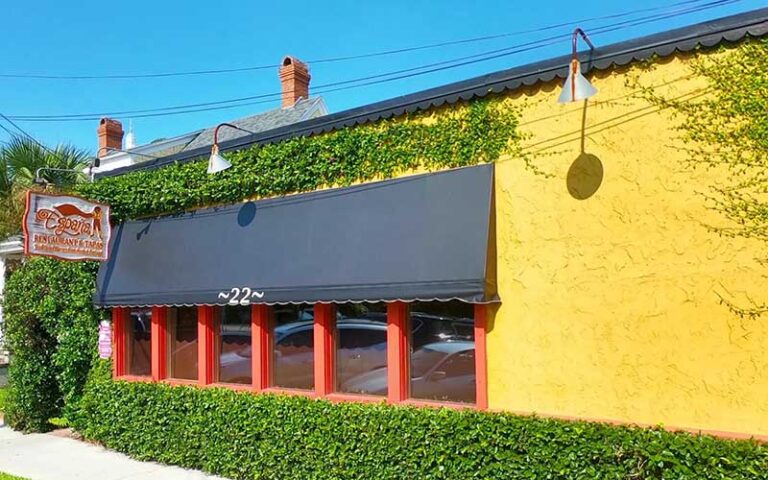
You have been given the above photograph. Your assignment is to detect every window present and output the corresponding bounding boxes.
[408,301,476,404]
[272,304,314,390]
[167,307,198,381]
[126,309,151,376]
[335,303,388,395]
[116,300,486,409]
[215,306,252,385]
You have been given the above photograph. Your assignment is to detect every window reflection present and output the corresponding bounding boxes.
[335,303,388,395]
[216,306,252,385]
[126,309,151,376]
[408,301,475,404]
[167,307,198,381]
[272,304,314,390]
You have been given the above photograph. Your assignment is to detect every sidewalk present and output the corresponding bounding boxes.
[0,423,226,480]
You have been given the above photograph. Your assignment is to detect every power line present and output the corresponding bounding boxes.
[0,0,726,81]
[0,112,45,147]
[9,31,582,120]
[0,118,18,139]
[5,0,739,123]
[0,112,90,171]
[0,111,61,159]
[4,0,739,123]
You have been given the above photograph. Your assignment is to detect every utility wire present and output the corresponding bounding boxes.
[4,0,739,123]
[0,112,66,164]
[0,111,75,168]
[0,113,97,183]
[0,112,49,150]
[0,117,18,139]
[0,0,728,81]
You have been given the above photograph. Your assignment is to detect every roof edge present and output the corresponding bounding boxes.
[97,7,768,179]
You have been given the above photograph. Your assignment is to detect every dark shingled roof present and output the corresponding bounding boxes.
[98,7,768,179]
[182,97,326,151]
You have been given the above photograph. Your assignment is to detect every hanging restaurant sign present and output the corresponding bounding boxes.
[23,191,112,261]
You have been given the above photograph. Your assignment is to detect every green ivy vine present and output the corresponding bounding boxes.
[77,98,525,220]
[641,38,768,317]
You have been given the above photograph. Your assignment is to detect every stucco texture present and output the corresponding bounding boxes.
[487,53,768,437]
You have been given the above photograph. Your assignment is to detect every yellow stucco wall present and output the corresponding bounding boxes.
[486,52,768,436]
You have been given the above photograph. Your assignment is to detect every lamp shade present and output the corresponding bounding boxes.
[207,145,232,174]
[558,59,598,104]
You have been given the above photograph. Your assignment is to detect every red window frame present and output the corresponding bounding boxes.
[324,304,386,404]
[161,306,205,385]
[113,302,488,410]
[112,307,152,381]
[206,306,253,389]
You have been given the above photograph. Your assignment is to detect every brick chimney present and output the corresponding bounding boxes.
[279,56,310,108]
[97,117,124,157]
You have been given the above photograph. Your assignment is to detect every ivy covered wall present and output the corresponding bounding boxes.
[3,96,528,432]
[78,99,524,221]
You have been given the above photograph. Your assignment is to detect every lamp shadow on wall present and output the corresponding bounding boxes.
[566,100,604,200]
[237,202,257,227]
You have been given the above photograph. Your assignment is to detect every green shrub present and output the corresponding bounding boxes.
[0,472,29,480]
[2,258,101,431]
[76,361,767,480]
[0,387,7,413]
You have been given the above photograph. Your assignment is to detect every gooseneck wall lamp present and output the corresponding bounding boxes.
[558,28,598,104]
[209,123,256,174]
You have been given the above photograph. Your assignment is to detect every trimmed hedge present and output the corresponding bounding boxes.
[76,361,767,480]
[2,258,100,431]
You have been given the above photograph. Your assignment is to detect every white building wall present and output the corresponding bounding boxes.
[0,238,22,365]
[0,254,6,364]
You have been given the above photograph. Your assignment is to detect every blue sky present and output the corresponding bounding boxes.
[0,0,763,153]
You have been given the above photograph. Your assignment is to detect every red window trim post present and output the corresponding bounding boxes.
[151,306,167,381]
[112,307,126,378]
[313,303,335,396]
[252,304,271,391]
[474,304,489,410]
[198,306,215,385]
[387,302,409,404]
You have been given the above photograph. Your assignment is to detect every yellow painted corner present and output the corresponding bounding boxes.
[486,53,768,436]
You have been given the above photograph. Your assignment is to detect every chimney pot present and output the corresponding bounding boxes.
[279,56,311,108]
[97,118,124,157]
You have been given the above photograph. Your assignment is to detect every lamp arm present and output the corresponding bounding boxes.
[35,167,83,178]
[571,28,595,58]
[213,123,256,145]
[35,166,92,185]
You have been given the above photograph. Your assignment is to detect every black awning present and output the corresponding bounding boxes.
[95,164,495,307]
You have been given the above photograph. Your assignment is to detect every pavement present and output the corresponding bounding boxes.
[0,423,227,480]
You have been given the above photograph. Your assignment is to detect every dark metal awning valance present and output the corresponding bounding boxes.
[95,164,495,307]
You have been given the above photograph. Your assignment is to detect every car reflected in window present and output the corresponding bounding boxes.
[273,322,315,389]
[215,303,475,402]
[341,341,476,403]
[335,318,388,395]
